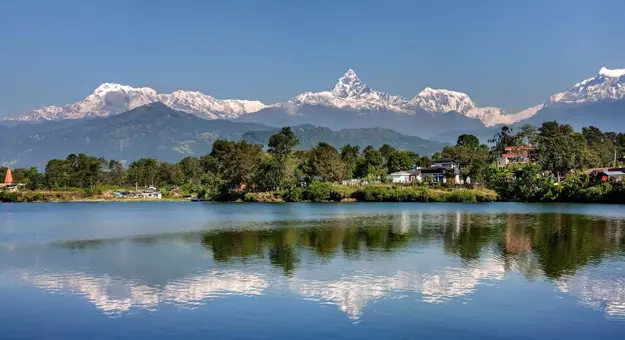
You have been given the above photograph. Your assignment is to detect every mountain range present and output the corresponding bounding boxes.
[0,103,447,168]
[6,67,625,132]
[2,66,624,165]
[10,83,267,121]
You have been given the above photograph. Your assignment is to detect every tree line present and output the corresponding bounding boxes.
[3,121,625,202]
[0,127,436,196]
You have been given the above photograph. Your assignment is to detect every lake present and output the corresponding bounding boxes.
[1,202,624,339]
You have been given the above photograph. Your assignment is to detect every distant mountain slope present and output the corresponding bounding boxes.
[518,98,625,131]
[242,125,447,155]
[0,103,272,168]
[1,103,447,168]
[235,104,485,140]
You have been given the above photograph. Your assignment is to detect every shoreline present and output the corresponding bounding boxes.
[1,185,499,204]
[4,184,624,204]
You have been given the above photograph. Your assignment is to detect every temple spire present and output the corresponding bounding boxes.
[4,168,13,184]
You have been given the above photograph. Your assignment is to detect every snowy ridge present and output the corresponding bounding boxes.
[7,66,625,127]
[410,87,476,114]
[547,67,625,105]
[599,67,625,78]
[288,67,625,126]
[289,70,533,126]
[10,83,267,121]
[290,69,409,112]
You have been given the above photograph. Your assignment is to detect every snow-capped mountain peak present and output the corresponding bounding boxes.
[598,67,625,78]
[92,83,155,96]
[288,69,539,126]
[290,69,407,112]
[9,84,266,121]
[411,87,476,114]
[331,69,371,98]
[162,90,266,119]
[548,67,625,105]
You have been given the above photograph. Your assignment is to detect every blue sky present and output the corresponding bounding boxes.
[1,0,624,117]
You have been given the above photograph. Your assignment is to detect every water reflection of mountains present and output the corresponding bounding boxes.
[8,211,625,319]
[54,212,625,280]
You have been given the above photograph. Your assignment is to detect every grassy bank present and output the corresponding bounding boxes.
[1,184,498,203]
[241,183,498,203]
[0,188,186,203]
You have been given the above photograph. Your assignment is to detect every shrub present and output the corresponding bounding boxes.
[475,190,498,202]
[283,187,304,202]
[244,192,261,202]
[243,192,283,202]
[445,189,477,203]
[304,182,334,202]
[351,186,393,202]
[0,191,18,202]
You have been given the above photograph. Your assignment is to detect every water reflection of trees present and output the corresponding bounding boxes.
[499,214,625,279]
[50,212,624,280]
[197,213,625,279]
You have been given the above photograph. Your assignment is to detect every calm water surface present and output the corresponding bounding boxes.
[1,202,625,339]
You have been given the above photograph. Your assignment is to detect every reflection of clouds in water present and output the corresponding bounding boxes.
[556,265,625,319]
[420,258,505,303]
[16,256,506,319]
[294,256,506,319]
[18,270,268,316]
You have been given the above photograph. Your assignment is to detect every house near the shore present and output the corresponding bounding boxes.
[389,170,420,184]
[590,168,625,183]
[135,186,162,199]
[497,146,536,167]
[388,160,468,185]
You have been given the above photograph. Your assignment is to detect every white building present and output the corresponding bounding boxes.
[389,170,421,184]
[388,160,469,185]
[136,186,162,199]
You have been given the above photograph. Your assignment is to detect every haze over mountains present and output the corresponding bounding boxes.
[0,103,447,168]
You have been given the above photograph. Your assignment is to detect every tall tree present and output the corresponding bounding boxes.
[387,151,418,173]
[355,146,384,179]
[536,121,587,180]
[211,140,264,189]
[44,159,72,188]
[9,167,44,190]
[379,144,396,165]
[515,124,538,146]
[305,142,346,182]
[126,158,159,187]
[582,126,615,167]
[253,155,285,191]
[340,144,360,178]
[416,156,431,167]
[158,162,183,187]
[265,127,300,187]
[442,134,490,182]
[268,127,299,160]
[179,157,203,184]
[200,154,219,174]
[106,160,125,186]
[489,126,515,157]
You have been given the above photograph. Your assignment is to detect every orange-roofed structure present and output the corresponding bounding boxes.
[3,168,13,184]
[1,168,19,192]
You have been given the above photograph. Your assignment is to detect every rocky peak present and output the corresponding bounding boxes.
[331,69,371,98]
